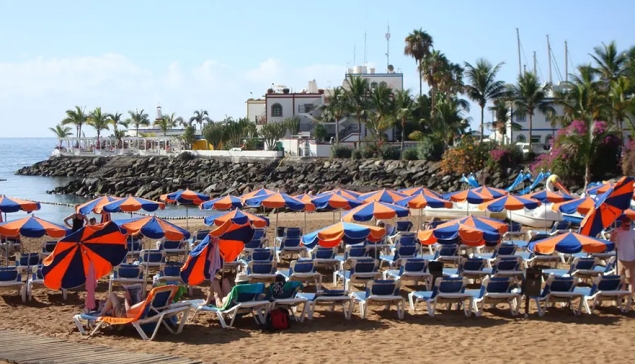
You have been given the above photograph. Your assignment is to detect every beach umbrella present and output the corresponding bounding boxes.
[395,189,452,231]
[358,188,408,204]
[444,189,493,204]
[527,190,576,203]
[200,195,243,211]
[341,201,410,222]
[0,215,70,238]
[77,195,121,222]
[398,187,443,197]
[580,176,635,237]
[471,186,508,199]
[204,209,269,228]
[552,196,597,215]
[42,221,128,310]
[478,195,541,212]
[417,215,508,247]
[586,181,616,196]
[301,222,386,249]
[294,193,318,231]
[530,232,614,254]
[311,193,363,210]
[102,196,166,214]
[316,188,361,200]
[0,195,41,222]
[114,216,191,240]
[245,192,315,237]
[161,189,210,230]
[240,188,277,200]
[180,220,255,285]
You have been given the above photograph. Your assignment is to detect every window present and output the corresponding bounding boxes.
[515,112,526,122]
[545,134,554,145]
[531,135,541,143]
[370,81,378,89]
[379,81,388,88]
[271,103,283,117]
[516,134,526,143]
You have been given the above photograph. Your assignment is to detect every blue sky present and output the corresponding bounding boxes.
[1,0,634,137]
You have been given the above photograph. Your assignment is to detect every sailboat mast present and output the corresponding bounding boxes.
[565,40,569,82]
[516,28,522,76]
[547,34,552,83]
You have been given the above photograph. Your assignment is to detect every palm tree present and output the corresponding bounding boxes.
[127,109,150,137]
[344,75,370,149]
[365,85,394,143]
[106,112,125,137]
[61,106,87,143]
[464,59,507,142]
[559,119,619,190]
[404,29,434,96]
[49,124,73,148]
[323,87,348,145]
[509,72,554,150]
[88,107,110,145]
[608,77,634,135]
[190,110,211,129]
[421,50,448,120]
[394,89,415,157]
[154,116,177,136]
[555,65,606,126]
[590,41,627,84]
[431,97,471,149]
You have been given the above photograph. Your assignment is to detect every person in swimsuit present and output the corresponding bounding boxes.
[99,291,144,318]
[64,205,88,232]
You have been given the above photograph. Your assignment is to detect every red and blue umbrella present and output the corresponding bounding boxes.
[42,221,128,290]
[552,196,596,215]
[398,187,443,197]
[160,189,210,205]
[445,189,492,204]
[311,193,363,210]
[102,196,166,213]
[114,216,190,240]
[180,221,255,285]
[472,186,508,199]
[395,189,452,209]
[527,190,576,203]
[317,188,361,200]
[580,176,635,237]
[342,201,410,222]
[241,188,277,200]
[77,195,121,215]
[418,215,508,246]
[0,195,40,213]
[302,222,386,248]
[531,232,614,254]
[478,195,541,212]
[200,195,243,211]
[0,215,70,238]
[204,209,269,228]
[358,188,408,204]
[244,192,315,211]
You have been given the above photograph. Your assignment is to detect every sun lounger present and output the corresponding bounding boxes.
[267,281,308,322]
[333,258,381,291]
[246,260,278,283]
[574,275,633,314]
[484,256,524,278]
[0,267,26,303]
[379,243,418,268]
[383,258,432,289]
[532,275,584,316]
[74,285,191,340]
[443,258,489,281]
[296,289,353,320]
[311,247,339,270]
[408,277,472,317]
[350,279,405,319]
[278,259,322,287]
[465,277,520,316]
[109,264,145,296]
[27,265,67,301]
[188,283,270,328]
[542,257,597,279]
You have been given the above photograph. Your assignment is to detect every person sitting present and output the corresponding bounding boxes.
[88,217,97,226]
[98,289,143,318]
[204,274,233,306]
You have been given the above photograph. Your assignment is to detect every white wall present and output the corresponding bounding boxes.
[265,94,323,123]
[342,73,404,91]
[247,100,266,124]
[188,150,283,158]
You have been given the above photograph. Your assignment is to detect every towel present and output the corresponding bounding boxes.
[85,261,96,311]
[207,238,222,277]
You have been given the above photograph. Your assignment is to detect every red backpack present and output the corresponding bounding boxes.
[267,308,290,331]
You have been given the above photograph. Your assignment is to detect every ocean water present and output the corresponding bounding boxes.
[0,138,201,223]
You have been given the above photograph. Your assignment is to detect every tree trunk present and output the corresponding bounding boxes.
[335,114,340,146]
[528,113,533,151]
[400,119,406,159]
[479,105,485,143]
[418,60,422,97]
[584,163,591,191]
[356,111,362,150]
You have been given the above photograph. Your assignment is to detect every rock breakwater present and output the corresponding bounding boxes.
[16,155,529,199]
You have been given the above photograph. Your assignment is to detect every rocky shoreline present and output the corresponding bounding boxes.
[16,155,537,200]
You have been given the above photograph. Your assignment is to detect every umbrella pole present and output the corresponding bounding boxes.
[186,206,189,232]
[304,211,307,233]
[275,211,279,248]
[332,210,335,224]
[418,208,423,256]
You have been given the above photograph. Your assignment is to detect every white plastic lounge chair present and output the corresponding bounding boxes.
[542,257,597,279]
[311,247,339,270]
[408,277,472,317]
[333,258,381,291]
[296,289,353,320]
[532,275,585,316]
[443,258,488,281]
[188,283,270,328]
[27,265,67,301]
[0,266,26,303]
[383,258,432,289]
[575,275,633,314]
[279,259,322,287]
[379,243,418,268]
[267,281,308,322]
[465,276,521,316]
[246,260,278,283]
[109,264,145,296]
[350,279,405,319]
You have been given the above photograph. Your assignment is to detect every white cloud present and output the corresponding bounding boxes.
[0,55,346,137]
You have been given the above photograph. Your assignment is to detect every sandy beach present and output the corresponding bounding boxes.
[1,211,634,364]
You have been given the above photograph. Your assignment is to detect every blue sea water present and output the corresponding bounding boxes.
[0,138,200,223]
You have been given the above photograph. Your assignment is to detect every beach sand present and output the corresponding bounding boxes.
[1,211,634,364]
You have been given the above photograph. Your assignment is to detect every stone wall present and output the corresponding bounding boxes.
[16,155,530,199]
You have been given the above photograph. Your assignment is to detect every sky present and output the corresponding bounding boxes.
[1,0,634,137]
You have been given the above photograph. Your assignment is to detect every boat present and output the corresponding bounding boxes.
[423,202,507,220]
[508,174,570,228]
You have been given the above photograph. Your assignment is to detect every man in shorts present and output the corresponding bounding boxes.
[610,215,635,292]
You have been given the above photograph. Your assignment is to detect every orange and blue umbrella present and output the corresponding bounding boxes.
[0,215,70,238]
[42,221,128,290]
[0,195,40,213]
[342,201,410,222]
[586,182,616,196]
[180,221,255,285]
[311,193,363,210]
[245,192,315,211]
[478,195,541,212]
[241,188,277,200]
[418,223,495,247]
[302,222,386,248]
[317,188,361,200]
[527,190,576,203]
[552,196,596,215]
[530,232,614,254]
[203,209,269,228]
[580,176,635,237]
[161,189,210,205]
[358,188,408,204]
[114,216,190,240]
[445,189,492,204]
[398,187,442,197]
[102,196,166,213]
[77,195,121,215]
[395,189,452,209]
[419,215,508,242]
[200,195,243,210]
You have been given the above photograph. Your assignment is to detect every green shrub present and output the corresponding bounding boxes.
[417,137,444,161]
[402,148,419,160]
[331,146,352,158]
[381,146,401,160]
[351,149,363,160]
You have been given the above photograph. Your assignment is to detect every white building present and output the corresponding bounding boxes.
[246,64,404,143]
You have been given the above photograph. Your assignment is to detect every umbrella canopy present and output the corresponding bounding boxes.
[358,188,408,204]
[580,176,635,237]
[245,192,315,212]
[398,187,443,197]
[302,222,386,248]
[586,182,616,196]
[530,232,614,254]
[478,195,541,212]
[311,193,364,210]
[527,190,576,203]
[418,222,497,247]
[203,209,269,228]
[77,195,121,215]
[102,196,166,213]
[161,189,210,205]
[199,195,243,210]
[552,196,596,214]
[180,221,255,285]
[444,189,493,204]
[0,195,40,213]
[114,216,191,240]
[42,221,128,289]
[342,201,410,222]
[317,188,361,200]
[0,215,70,238]
[293,193,314,205]
[395,189,452,209]
[240,188,277,200]
[472,186,508,199]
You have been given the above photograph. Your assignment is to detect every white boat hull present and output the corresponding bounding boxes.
[424,203,506,220]
[508,203,563,228]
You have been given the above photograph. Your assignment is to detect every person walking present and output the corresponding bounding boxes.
[610,215,635,292]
